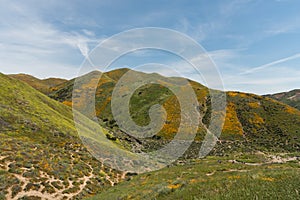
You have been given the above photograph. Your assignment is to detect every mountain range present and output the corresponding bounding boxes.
[1,68,299,199]
[15,68,300,155]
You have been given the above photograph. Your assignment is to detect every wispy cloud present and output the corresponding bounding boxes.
[219,0,253,17]
[240,53,300,75]
[264,17,300,36]
[0,0,103,78]
[1,0,300,95]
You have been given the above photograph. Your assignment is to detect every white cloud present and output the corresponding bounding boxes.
[240,53,300,75]
[264,17,300,36]
[223,63,300,94]
[136,49,241,90]
[0,1,102,79]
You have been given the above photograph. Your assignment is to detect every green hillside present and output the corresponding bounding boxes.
[2,69,300,200]
[89,154,300,200]
[9,74,67,94]
[0,73,124,200]
[48,69,300,157]
[265,89,300,110]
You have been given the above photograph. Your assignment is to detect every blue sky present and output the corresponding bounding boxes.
[0,0,300,94]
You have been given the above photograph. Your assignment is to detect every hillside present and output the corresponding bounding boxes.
[2,69,300,199]
[265,89,300,110]
[9,74,67,94]
[0,73,124,200]
[48,68,300,157]
[89,154,300,200]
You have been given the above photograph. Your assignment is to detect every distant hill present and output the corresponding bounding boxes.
[0,73,123,199]
[9,73,67,94]
[47,68,300,156]
[264,89,300,110]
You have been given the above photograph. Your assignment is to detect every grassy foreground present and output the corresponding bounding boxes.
[88,154,300,200]
[0,73,125,199]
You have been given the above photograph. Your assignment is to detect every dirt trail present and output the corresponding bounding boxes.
[228,154,300,167]
[3,153,123,200]
[206,169,249,176]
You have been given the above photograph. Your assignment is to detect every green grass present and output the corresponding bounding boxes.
[0,73,125,199]
[9,73,67,94]
[88,155,300,200]
[265,89,300,110]
[4,69,300,199]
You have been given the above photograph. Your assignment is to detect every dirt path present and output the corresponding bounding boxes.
[3,154,123,200]
[228,154,300,167]
[206,169,249,176]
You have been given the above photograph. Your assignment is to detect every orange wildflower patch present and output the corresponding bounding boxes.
[228,175,241,179]
[286,106,298,114]
[261,177,275,182]
[228,92,238,97]
[249,113,264,124]
[167,184,181,189]
[223,103,243,135]
[63,101,72,107]
[238,93,248,98]
[248,102,260,109]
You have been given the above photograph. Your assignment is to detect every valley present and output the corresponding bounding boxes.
[1,69,299,199]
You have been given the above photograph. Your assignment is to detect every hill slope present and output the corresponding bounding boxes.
[3,70,300,199]
[265,89,300,110]
[9,73,67,94]
[48,68,300,157]
[0,73,123,200]
[89,155,300,200]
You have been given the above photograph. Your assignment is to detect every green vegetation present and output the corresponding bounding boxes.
[224,91,300,152]
[2,69,300,199]
[48,69,300,156]
[89,154,300,200]
[9,73,67,94]
[0,73,123,199]
[265,89,300,110]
